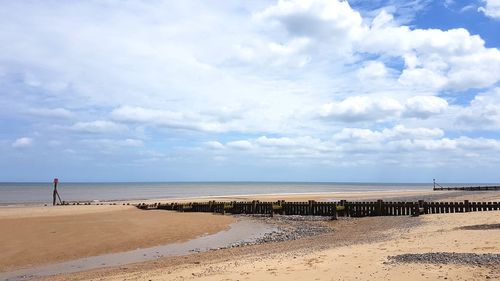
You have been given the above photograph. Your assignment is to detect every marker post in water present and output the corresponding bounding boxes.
[53,178,63,205]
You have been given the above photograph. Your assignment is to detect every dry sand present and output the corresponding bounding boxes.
[0,205,233,272]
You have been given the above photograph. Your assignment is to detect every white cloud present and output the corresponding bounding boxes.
[205,141,225,150]
[256,136,321,148]
[334,125,444,142]
[256,0,500,93]
[333,128,387,143]
[456,87,500,130]
[110,106,228,133]
[226,140,253,150]
[203,125,500,167]
[80,138,144,149]
[446,48,500,89]
[256,136,299,147]
[357,61,388,80]
[12,137,33,148]
[123,139,144,147]
[320,95,448,122]
[363,19,500,91]
[370,9,394,29]
[320,96,403,122]
[478,0,500,19]
[71,120,126,133]
[460,4,476,13]
[404,96,448,118]
[398,68,448,90]
[27,108,74,119]
[257,0,365,42]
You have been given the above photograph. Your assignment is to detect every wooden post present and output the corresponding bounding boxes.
[375,199,383,216]
[331,203,337,220]
[52,178,62,206]
[308,200,314,215]
[411,202,419,217]
[418,200,425,215]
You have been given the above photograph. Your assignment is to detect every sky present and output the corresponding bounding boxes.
[1,0,500,182]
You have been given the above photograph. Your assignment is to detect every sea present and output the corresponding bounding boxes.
[0,182,449,205]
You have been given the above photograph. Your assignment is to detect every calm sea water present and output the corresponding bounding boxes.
[0,182,439,205]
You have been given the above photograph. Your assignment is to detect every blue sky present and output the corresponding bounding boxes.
[1,0,500,182]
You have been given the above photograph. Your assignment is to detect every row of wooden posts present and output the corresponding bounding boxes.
[433,186,500,191]
[137,200,500,218]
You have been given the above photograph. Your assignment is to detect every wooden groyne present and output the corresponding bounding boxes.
[432,179,500,191]
[136,199,500,218]
[433,186,500,191]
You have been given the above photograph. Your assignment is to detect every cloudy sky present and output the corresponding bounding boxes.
[1,0,500,182]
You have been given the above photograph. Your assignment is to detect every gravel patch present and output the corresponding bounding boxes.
[458,223,500,230]
[254,215,334,243]
[219,215,334,249]
[387,252,500,267]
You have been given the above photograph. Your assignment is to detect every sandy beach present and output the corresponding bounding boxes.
[1,190,499,281]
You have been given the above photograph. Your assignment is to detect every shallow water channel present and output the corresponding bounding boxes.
[1,218,276,281]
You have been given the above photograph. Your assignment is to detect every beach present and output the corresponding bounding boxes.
[0,190,499,281]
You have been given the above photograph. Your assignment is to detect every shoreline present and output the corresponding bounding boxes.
[7,189,442,203]
[0,181,443,206]
[4,184,500,207]
[0,188,435,206]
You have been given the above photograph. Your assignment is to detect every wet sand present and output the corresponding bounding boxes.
[0,205,233,272]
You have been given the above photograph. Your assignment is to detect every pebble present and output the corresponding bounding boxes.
[458,224,500,230]
[221,215,334,249]
[387,252,500,267]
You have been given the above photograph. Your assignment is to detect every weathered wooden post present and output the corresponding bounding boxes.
[411,202,419,217]
[338,200,346,217]
[375,199,383,216]
[463,200,469,212]
[331,203,337,220]
[418,200,425,215]
[52,178,63,206]
[308,200,315,216]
